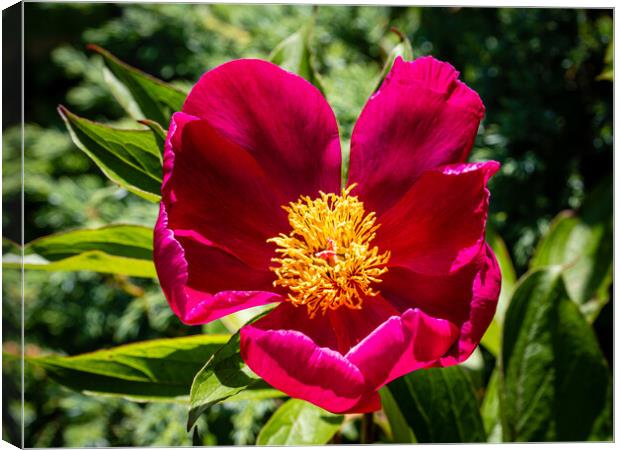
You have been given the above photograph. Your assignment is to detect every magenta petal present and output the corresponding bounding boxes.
[328,296,400,354]
[346,308,458,388]
[348,56,485,214]
[240,308,370,414]
[376,161,499,276]
[182,59,341,200]
[380,243,501,365]
[440,244,501,364]
[164,112,289,269]
[154,203,282,325]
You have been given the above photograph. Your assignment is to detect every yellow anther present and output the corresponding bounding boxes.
[268,184,390,318]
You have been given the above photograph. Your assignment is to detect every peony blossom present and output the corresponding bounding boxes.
[154,56,501,414]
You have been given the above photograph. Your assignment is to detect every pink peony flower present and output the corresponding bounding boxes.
[154,56,501,414]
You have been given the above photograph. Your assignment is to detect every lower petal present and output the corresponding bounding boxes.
[440,244,501,364]
[380,244,501,365]
[240,311,371,413]
[346,308,459,388]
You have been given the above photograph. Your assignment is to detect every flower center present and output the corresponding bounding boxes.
[268,184,391,318]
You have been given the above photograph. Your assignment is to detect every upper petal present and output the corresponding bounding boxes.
[348,56,485,214]
[375,161,499,276]
[164,112,288,269]
[182,59,342,201]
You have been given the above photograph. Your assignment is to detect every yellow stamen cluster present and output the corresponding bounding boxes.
[268,185,391,318]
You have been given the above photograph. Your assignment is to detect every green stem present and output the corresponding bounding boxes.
[361,412,375,444]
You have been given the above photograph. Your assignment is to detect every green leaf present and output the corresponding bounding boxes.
[187,329,283,430]
[58,105,162,202]
[256,399,343,445]
[530,183,612,323]
[3,224,156,278]
[385,366,486,443]
[89,44,187,127]
[481,225,517,355]
[373,27,414,92]
[269,16,325,94]
[480,369,503,442]
[138,119,167,156]
[379,387,416,443]
[501,268,611,441]
[29,335,230,402]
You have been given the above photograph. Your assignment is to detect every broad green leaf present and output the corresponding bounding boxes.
[89,44,187,127]
[269,17,325,94]
[187,329,283,430]
[530,188,612,323]
[3,225,156,278]
[256,399,343,445]
[385,365,486,443]
[58,106,162,202]
[501,268,611,441]
[480,369,502,442]
[373,27,414,92]
[379,387,416,443]
[29,335,229,402]
[481,225,517,355]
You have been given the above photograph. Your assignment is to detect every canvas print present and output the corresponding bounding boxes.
[2,3,613,446]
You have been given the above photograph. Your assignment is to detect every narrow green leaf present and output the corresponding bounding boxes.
[138,119,167,156]
[480,369,503,442]
[501,268,611,441]
[3,224,156,278]
[373,27,414,92]
[58,105,162,202]
[29,335,230,402]
[269,17,325,94]
[385,366,486,443]
[379,387,416,443]
[256,399,342,445]
[187,329,283,430]
[89,44,187,127]
[530,202,612,322]
[481,225,517,355]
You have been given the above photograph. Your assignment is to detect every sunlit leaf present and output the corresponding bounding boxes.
[385,366,486,443]
[256,399,343,445]
[29,335,230,402]
[530,179,612,322]
[187,329,283,430]
[138,119,167,156]
[269,16,325,94]
[480,369,502,442]
[89,44,187,127]
[58,106,162,202]
[3,224,156,278]
[501,268,611,441]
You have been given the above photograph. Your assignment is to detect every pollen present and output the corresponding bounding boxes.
[268,184,391,318]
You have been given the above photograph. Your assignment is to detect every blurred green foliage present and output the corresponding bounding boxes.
[2,3,612,446]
